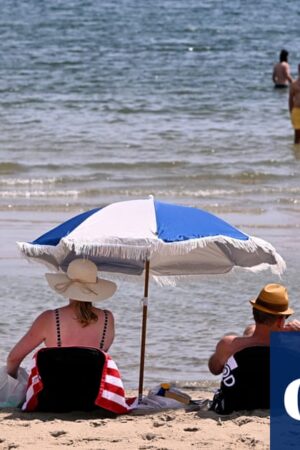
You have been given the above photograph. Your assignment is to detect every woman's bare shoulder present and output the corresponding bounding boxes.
[31,309,54,327]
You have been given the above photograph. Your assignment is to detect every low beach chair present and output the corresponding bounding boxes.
[210,346,270,414]
[35,347,105,412]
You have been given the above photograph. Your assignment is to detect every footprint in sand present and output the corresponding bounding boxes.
[152,421,165,428]
[50,430,67,438]
[89,420,106,427]
[183,427,199,432]
[157,414,174,422]
[234,417,253,426]
[143,433,160,441]
[238,435,261,446]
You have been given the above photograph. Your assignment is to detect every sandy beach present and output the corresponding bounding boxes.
[0,389,269,450]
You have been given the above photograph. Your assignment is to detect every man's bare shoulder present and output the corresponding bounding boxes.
[209,334,245,375]
[216,334,253,354]
[220,334,238,342]
[215,334,240,350]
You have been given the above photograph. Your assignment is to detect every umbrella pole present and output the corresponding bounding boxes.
[138,259,150,402]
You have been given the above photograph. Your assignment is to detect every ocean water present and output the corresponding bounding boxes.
[0,0,300,390]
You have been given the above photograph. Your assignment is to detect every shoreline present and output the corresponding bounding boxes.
[0,388,270,449]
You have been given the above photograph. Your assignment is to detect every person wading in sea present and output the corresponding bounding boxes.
[289,63,300,144]
[272,49,293,88]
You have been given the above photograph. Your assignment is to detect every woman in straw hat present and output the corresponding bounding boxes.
[7,259,117,378]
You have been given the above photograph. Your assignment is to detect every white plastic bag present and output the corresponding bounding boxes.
[0,366,28,408]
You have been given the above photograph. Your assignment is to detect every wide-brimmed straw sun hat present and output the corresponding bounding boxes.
[250,283,293,316]
[45,259,117,302]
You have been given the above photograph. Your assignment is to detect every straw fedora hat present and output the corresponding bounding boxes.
[45,259,117,302]
[250,283,293,316]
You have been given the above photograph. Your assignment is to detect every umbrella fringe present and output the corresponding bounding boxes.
[17,242,52,257]
[71,241,151,260]
[151,262,285,286]
[63,234,281,257]
[248,236,286,274]
[16,242,67,265]
[17,235,286,276]
[66,235,285,276]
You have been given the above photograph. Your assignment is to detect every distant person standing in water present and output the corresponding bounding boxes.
[289,64,300,144]
[272,49,293,88]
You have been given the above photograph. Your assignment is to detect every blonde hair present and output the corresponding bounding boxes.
[74,301,98,327]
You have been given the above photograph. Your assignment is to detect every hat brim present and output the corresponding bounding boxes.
[250,299,294,316]
[45,273,117,302]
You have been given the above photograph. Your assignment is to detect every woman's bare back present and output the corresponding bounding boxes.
[7,301,115,377]
[44,303,115,352]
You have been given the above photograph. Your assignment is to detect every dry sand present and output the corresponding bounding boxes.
[0,389,269,450]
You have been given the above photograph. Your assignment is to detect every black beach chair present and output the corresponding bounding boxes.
[35,347,105,412]
[210,346,270,414]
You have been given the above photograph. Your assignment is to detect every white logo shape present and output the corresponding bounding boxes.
[284,379,300,421]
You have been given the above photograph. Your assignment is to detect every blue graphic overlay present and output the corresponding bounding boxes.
[271,332,300,450]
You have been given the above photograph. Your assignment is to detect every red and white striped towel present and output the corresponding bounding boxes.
[22,350,138,414]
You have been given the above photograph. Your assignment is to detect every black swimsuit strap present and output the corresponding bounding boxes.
[99,310,109,350]
[55,308,62,347]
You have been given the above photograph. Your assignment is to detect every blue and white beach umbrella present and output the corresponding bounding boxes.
[18,196,285,279]
[17,196,285,397]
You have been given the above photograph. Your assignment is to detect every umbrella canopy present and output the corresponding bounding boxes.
[17,196,285,281]
[17,197,286,398]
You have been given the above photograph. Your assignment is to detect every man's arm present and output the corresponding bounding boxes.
[286,65,293,84]
[208,335,235,375]
[283,63,293,84]
[283,320,300,331]
[272,65,277,83]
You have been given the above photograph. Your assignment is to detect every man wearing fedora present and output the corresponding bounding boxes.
[208,283,300,376]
